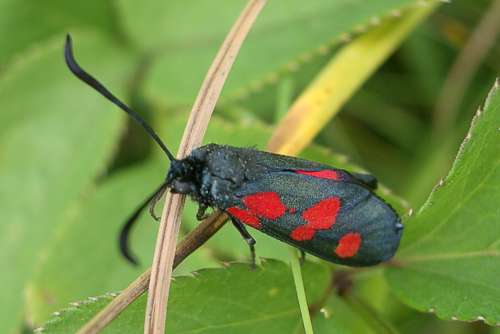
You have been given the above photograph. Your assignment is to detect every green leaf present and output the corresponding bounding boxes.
[0,32,135,333]
[115,0,419,105]
[42,260,330,333]
[268,2,437,157]
[0,0,117,66]
[386,80,500,325]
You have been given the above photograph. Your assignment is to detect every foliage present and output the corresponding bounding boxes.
[0,0,498,333]
[386,80,500,325]
[43,261,332,333]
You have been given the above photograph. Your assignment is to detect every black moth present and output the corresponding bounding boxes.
[64,35,403,267]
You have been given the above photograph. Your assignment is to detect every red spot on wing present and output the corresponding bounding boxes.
[243,192,286,220]
[296,170,340,180]
[335,232,361,258]
[290,196,341,241]
[227,207,261,229]
[302,197,341,229]
[228,192,287,230]
[290,226,316,241]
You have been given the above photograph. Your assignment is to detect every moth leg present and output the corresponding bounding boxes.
[231,218,256,268]
[196,203,209,221]
[300,250,306,265]
[351,172,378,190]
[148,186,167,221]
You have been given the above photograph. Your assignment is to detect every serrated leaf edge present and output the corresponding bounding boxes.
[403,78,499,252]
[35,293,117,333]
[390,78,500,326]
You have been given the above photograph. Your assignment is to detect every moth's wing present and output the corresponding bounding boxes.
[225,170,401,266]
[204,146,378,190]
[234,148,379,190]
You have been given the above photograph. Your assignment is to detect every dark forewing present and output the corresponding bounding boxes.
[225,169,402,266]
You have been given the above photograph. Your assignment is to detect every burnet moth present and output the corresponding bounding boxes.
[64,35,403,267]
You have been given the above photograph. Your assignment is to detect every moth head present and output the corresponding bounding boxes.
[166,159,198,195]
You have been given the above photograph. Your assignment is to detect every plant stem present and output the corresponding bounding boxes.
[290,251,314,334]
[144,1,267,333]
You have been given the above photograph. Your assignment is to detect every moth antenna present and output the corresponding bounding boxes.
[119,182,168,266]
[64,34,175,161]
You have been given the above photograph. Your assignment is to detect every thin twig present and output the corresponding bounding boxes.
[145,1,267,333]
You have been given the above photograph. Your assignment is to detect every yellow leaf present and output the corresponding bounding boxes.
[269,2,439,155]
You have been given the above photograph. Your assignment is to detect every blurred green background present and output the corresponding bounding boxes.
[0,0,498,333]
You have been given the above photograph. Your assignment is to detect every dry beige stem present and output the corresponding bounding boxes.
[144,1,267,333]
